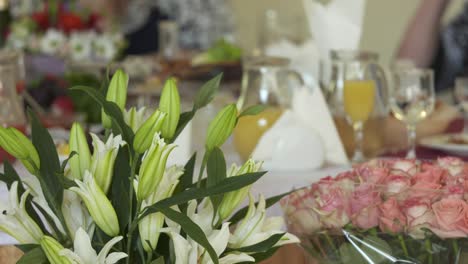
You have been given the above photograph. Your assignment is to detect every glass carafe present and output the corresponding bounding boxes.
[234,56,304,161]
[326,50,388,160]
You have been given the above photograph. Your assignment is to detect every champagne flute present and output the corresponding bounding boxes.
[454,77,468,133]
[390,68,435,159]
[343,76,376,163]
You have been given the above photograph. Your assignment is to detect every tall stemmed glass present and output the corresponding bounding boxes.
[390,68,435,159]
[343,69,377,163]
[454,77,468,133]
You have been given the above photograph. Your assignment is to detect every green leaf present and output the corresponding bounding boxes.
[139,171,266,219]
[16,244,38,253]
[111,149,132,231]
[2,160,24,191]
[29,110,63,208]
[245,246,280,263]
[228,233,285,253]
[150,256,165,264]
[70,85,134,148]
[193,73,222,110]
[159,207,219,264]
[60,151,77,173]
[171,111,194,144]
[206,147,226,216]
[174,153,197,194]
[229,190,294,224]
[238,105,267,118]
[17,247,47,264]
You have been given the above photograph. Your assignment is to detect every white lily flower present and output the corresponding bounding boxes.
[123,107,147,133]
[70,171,120,237]
[164,199,255,264]
[229,193,299,249]
[62,190,95,240]
[21,174,66,237]
[218,160,262,221]
[138,166,184,252]
[40,29,66,55]
[0,182,43,244]
[60,228,127,264]
[90,133,126,194]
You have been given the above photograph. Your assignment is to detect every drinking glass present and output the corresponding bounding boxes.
[343,74,377,163]
[390,68,435,159]
[454,77,468,133]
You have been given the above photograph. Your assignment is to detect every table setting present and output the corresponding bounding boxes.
[2,0,468,263]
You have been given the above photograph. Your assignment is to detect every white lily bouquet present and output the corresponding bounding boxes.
[0,70,299,264]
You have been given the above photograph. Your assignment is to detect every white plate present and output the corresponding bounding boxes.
[420,133,468,156]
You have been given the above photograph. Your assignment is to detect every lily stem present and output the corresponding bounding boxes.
[126,154,140,264]
[196,151,209,187]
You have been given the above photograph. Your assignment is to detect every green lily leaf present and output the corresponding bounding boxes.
[171,111,194,144]
[206,147,226,217]
[1,160,24,192]
[29,110,64,213]
[139,171,266,219]
[174,153,197,194]
[150,256,165,264]
[193,73,222,111]
[70,85,134,149]
[238,105,267,118]
[60,151,77,173]
[159,207,219,264]
[17,246,47,264]
[227,233,285,253]
[229,190,294,224]
[245,246,280,263]
[111,149,132,231]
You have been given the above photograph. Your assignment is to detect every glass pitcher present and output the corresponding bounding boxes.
[234,56,304,161]
[326,50,388,159]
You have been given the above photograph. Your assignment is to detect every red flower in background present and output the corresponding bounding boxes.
[31,11,49,30]
[58,12,85,33]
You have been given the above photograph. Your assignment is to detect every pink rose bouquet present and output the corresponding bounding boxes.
[281,157,468,264]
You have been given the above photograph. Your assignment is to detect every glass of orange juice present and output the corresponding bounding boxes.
[344,79,376,162]
[234,56,304,161]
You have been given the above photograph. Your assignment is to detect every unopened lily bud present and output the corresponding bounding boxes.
[133,110,166,154]
[138,166,183,251]
[218,159,262,220]
[159,78,180,140]
[69,123,91,180]
[41,236,71,264]
[123,107,146,133]
[205,104,237,150]
[137,133,176,201]
[70,171,120,236]
[0,127,40,173]
[102,69,129,128]
[90,133,126,194]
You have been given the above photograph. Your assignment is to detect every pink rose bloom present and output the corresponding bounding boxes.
[315,188,350,229]
[379,197,406,233]
[311,176,335,196]
[445,185,464,200]
[391,159,418,176]
[333,174,356,195]
[412,166,445,185]
[350,184,381,229]
[356,166,389,184]
[402,198,436,239]
[430,198,467,238]
[353,206,380,230]
[437,157,464,177]
[383,175,411,197]
[407,181,442,200]
[284,207,322,236]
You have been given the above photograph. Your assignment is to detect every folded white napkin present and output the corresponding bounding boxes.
[252,86,349,170]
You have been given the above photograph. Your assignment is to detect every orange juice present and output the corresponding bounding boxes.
[233,107,284,161]
[343,80,376,123]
